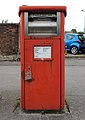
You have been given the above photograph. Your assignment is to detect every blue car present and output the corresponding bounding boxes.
[65,33,85,54]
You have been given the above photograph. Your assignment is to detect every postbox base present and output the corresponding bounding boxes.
[22,109,65,114]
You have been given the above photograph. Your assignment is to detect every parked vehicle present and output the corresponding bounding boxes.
[80,34,85,52]
[65,33,85,54]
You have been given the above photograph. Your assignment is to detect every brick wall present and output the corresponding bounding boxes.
[0,23,19,55]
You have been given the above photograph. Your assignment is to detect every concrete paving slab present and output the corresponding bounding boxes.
[0,90,72,120]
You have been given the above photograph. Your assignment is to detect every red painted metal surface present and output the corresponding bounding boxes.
[24,38,60,110]
[19,6,66,110]
[20,13,25,109]
[19,6,67,16]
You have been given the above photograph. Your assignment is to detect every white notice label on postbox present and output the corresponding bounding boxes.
[34,46,51,59]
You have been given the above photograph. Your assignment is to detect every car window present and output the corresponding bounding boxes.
[78,35,85,41]
[66,35,74,40]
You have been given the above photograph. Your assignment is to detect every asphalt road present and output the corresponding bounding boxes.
[0,59,85,120]
[0,63,20,91]
[65,58,85,96]
[65,58,85,120]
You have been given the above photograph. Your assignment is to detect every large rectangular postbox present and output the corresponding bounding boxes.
[19,6,67,111]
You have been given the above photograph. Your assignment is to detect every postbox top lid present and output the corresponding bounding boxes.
[19,6,67,17]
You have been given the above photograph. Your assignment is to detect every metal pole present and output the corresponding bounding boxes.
[81,10,85,33]
[84,12,85,33]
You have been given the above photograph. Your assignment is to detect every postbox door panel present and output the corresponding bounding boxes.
[24,38,60,110]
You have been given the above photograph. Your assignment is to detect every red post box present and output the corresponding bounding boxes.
[19,6,67,111]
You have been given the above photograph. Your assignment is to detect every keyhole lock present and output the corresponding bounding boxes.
[25,66,32,81]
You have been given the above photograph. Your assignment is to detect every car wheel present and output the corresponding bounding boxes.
[70,46,78,55]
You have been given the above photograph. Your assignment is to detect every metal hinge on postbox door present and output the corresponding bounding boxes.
[25,66,32,82]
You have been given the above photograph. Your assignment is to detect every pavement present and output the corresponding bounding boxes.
[0,53,85,61]
[65,58,85,120]
[65,53,85,58]
[0,57,85,120]
[0,55,17,61]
